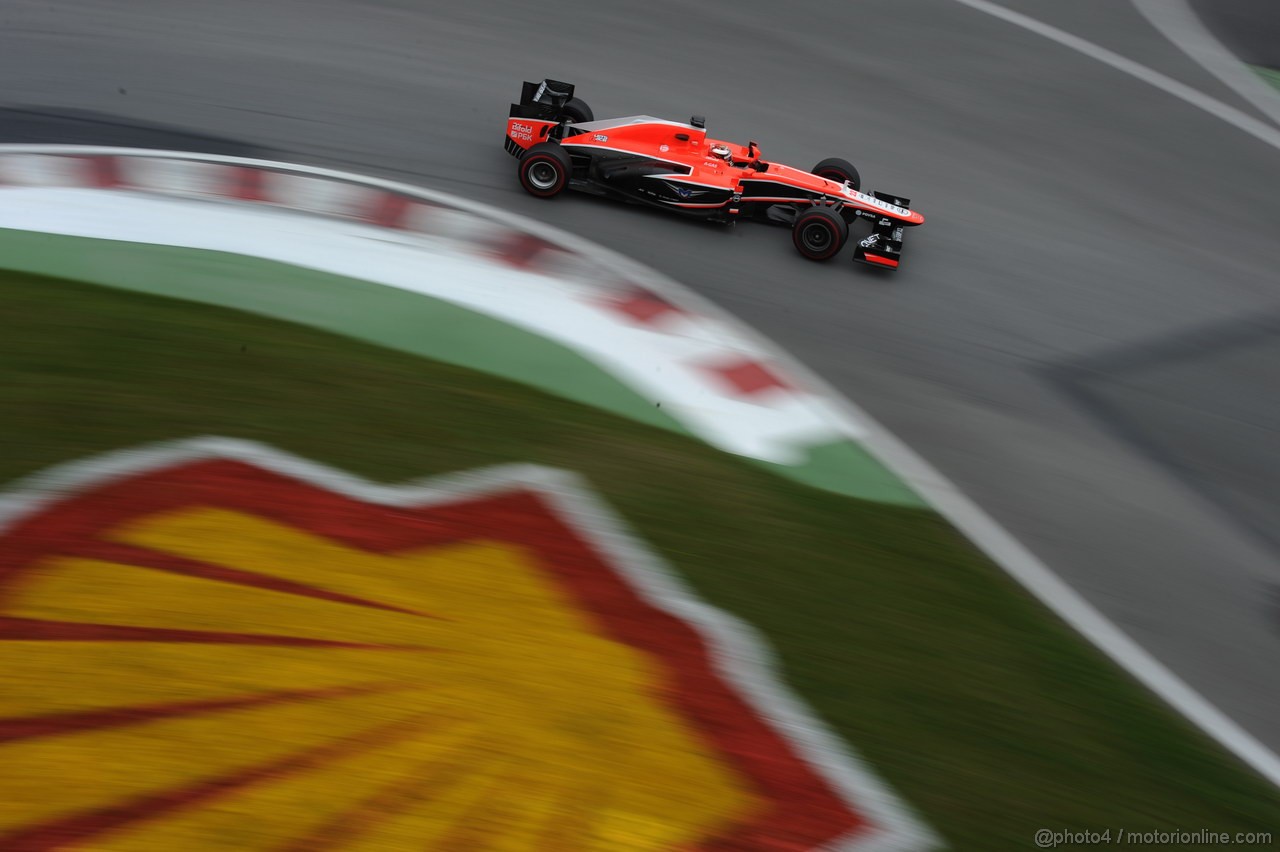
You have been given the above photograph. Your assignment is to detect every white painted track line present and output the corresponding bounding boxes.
[951,0,1280,154]
[1131,0,1280,129]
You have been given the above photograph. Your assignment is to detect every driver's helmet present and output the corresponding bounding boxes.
[709,143,733,164]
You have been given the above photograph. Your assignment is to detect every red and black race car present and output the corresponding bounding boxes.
[505,79,924,269]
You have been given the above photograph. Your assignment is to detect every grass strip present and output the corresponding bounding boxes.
[0,228,923,507]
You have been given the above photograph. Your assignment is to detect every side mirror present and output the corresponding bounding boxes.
[747,141,759,158]
[690,116,706,129]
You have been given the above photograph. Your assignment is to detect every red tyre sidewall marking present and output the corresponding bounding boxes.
[520,155,565,198]
[796,214,841,260]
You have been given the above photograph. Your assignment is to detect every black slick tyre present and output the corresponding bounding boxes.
[792,206,849,261]
[519,142,573,198]
[562,97,593,124]
[811,157,861,191]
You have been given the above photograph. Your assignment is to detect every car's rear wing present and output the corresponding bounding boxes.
[505,79,578,158]
[509,79,577,121]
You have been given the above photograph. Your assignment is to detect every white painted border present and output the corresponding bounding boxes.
[3,145,1279,793]
[0,437,939,852]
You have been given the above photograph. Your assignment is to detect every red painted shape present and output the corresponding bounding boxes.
[0,456,871,850]
[59,538,439,620]
[0,682,406,744]
[601,288,686,326]
[703,358,792,397]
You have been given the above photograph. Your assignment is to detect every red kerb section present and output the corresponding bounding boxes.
[226,167,271,202]
[81,156,123,189]
[364,192,412,229]
[601,288,687,326]
[702,358,792,397]
[491,232,560,269]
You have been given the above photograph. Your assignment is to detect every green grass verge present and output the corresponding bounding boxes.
[4,271,1279,848]
[1251,65,1280,94]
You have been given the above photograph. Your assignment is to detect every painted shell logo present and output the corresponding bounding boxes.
[0,440,926,850]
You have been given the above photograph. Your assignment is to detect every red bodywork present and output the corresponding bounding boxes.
[505,80,924,270]
[506,114,924,227]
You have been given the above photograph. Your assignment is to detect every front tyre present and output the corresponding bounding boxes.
[792,206,849,261]
[811,157,861,192]
[518,142,573,198]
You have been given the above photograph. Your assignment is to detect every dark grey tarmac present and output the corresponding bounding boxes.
[4,0,1279,762]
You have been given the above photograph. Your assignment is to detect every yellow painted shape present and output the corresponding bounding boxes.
[0,643,421,718]
[91,719,484,852]
[0,505,759,849]
[112,506,458,618]
[7,556,438,647]
[0,689,428,830]
[350,751,517,851]
[478,773,569,852]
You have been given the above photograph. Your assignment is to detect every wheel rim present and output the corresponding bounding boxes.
[527,160,560,191]
[801,221,834,253]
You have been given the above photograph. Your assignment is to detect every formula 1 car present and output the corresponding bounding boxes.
[505,79,924,269]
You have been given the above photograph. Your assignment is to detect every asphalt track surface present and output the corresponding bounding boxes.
[1190,0,1280,68]
[4,0,1280,763]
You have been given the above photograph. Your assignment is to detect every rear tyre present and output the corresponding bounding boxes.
[811,157,861,191]
[518,142,573,198]
[792,206,849,261]
[562,97,593,124]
